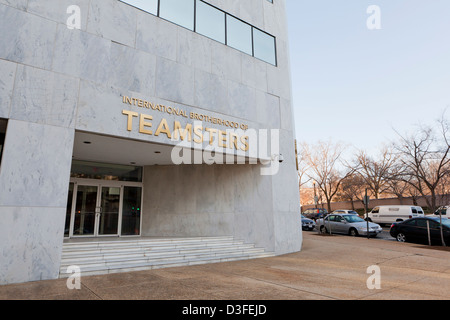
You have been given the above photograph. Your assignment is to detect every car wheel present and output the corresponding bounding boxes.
[320,226,328,234]
[349,228,358,237]
[396,233,406,242]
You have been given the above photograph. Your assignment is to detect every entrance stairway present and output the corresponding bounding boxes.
[59,236,274,278]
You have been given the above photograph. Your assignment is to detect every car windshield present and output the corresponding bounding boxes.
[343,215,365,223]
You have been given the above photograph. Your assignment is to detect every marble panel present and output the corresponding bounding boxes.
[211,42,242,84]
[0,206,66,285]
[155,57,194,106]
[233,209,275,252]
[109,42,157,95]
[227,80,256,121]
[76,79,129,137]
[27,0,90,31]
[87,0,137,47]
[0,4,57,70]
[194,69,228,115]
[136,11,178,62]
[239,0,264,30]
[0,120,74,207]
[177,29,213,74]
[255,90,280,129]
[52,24,112,84]
[279,98,294,131]
[213,165,235,214]
[273,211,302,255]
[10,64,79,128]
[0,0,27,10]
[241,54,268,92]
[0,59,16,118]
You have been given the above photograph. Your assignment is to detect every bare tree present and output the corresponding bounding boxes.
[337,174,367,210]
[353,146,397,200]
[300,140,355,213]
[393,112,450,213]
[297,149,311,189]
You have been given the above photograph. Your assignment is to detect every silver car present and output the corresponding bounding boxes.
[316,214,382,237]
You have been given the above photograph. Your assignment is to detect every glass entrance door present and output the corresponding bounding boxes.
[65,180,143,238]
[73,185,98,236]
[69,183,121,237]
[98,186,120,236]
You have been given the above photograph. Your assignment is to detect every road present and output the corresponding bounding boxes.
[305,225,395,241]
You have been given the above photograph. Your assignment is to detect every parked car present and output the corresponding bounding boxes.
[303,208,328,220]
[390,217,450,244]
[332,210,359,215]
[366,205,424,225]
[316,213,382,237]
[301,215,316,231]
[427,206,449,218]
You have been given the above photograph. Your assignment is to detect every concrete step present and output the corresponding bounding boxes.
[59,236,274,278]
[60,247,267,269]
[61,240,246,256]
[59,251,275,278]
[62,236,235,249]
[61,244,258,262]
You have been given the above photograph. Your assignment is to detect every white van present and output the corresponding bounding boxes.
[429,206,449,218]
[367,205,425,224]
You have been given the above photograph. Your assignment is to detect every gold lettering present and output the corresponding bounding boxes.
[155,118,172,139]
[194,125,203,144]
[230,133,239,150]
[122,110,139,131]
[205,128,218,146]
[240,136,249,152]
[218,130,227,148]
[173,121,193,142]
[139,113,153,135]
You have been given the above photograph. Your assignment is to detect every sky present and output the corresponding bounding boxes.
[286,0,450,157]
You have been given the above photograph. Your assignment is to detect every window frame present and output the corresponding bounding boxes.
[120,0,278,66]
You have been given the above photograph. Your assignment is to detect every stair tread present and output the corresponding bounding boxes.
[61,248,267,266]
[60,252,275,274]
[59,237,274,278]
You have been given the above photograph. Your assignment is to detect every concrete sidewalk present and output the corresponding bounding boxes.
[1,232,450,300]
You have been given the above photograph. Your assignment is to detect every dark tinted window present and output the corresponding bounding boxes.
[70,160,143,182]
[0,119,6,168]
[416,219,427,227]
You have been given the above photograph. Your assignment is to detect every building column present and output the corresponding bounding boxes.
[0,120,74,284]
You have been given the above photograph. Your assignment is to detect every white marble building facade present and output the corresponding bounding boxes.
[0,0,301,284]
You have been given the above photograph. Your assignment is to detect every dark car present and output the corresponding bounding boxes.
[303,208,328,221]
[301,215,316,231]
[390,217,450,245]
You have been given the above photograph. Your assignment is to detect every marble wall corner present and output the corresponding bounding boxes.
[0,206,66,285]
[0,59,16,118]
[10,64,79,128]
[0,120,75,207]
[87,0,137,48]
[0,4,57,70]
